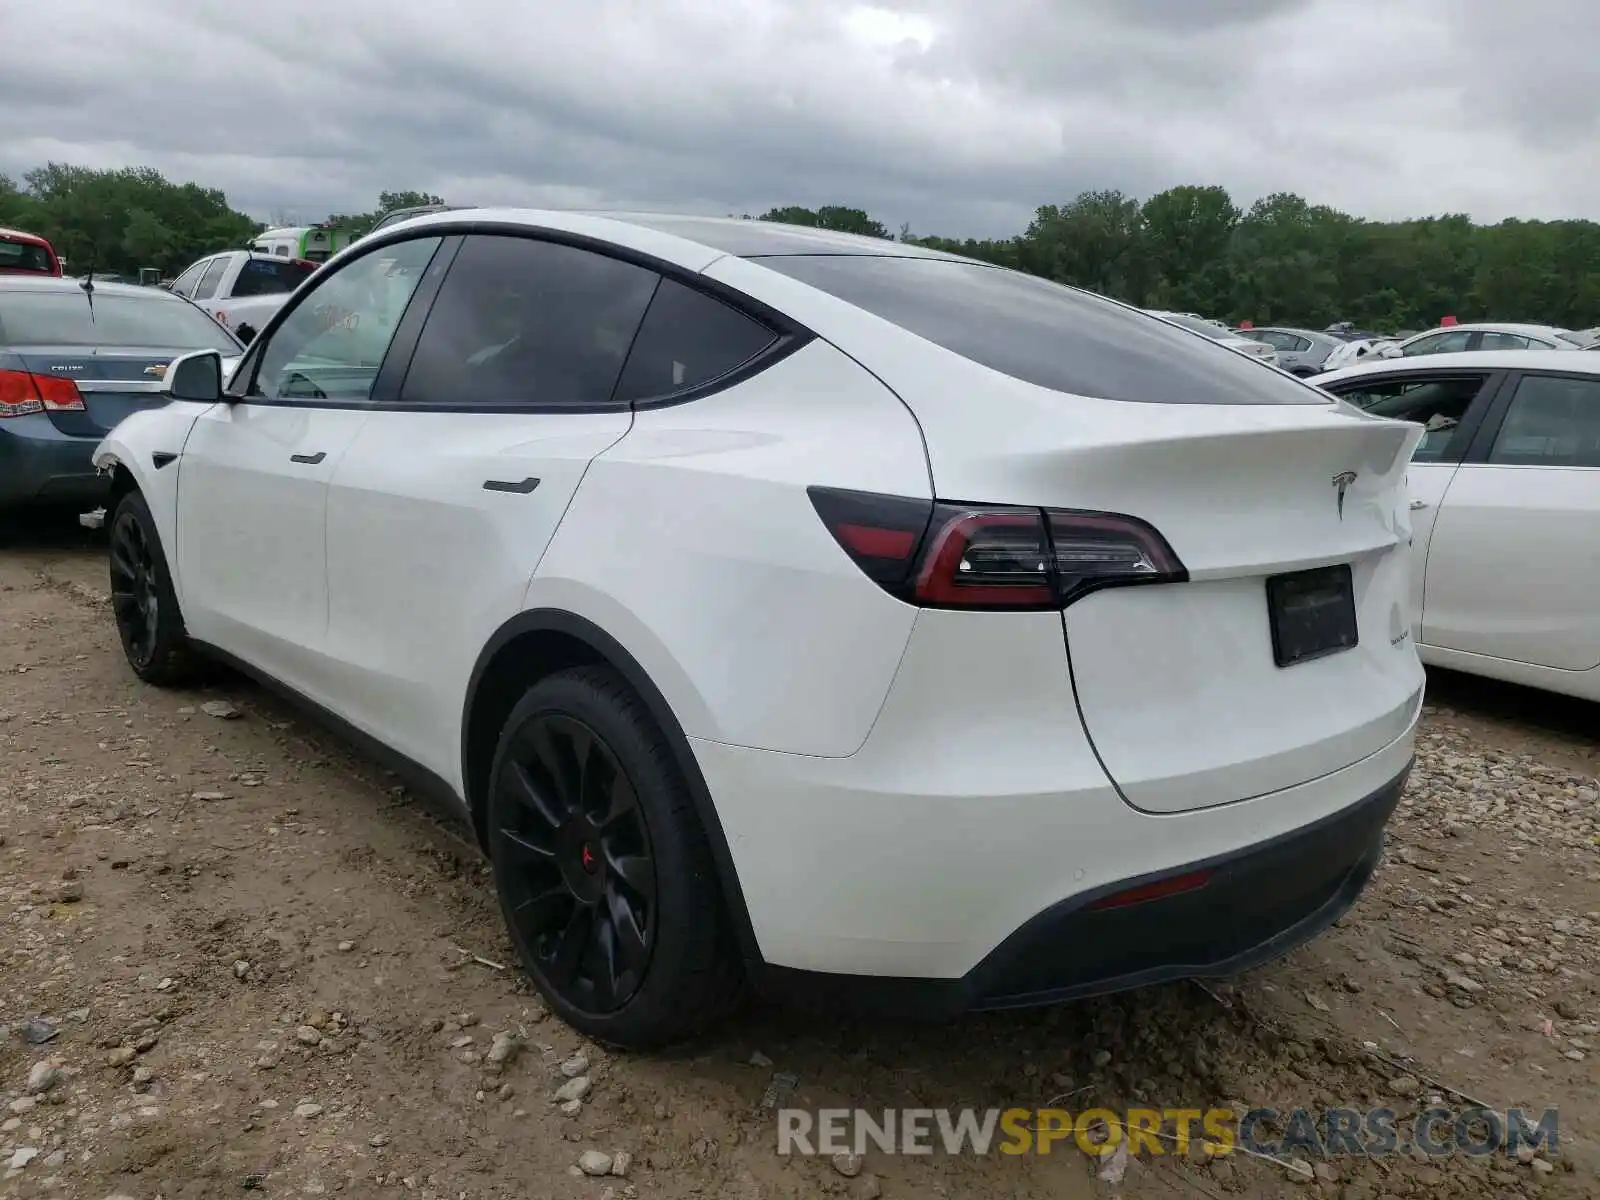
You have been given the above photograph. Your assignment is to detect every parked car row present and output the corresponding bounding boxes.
[1227,320,1599,377]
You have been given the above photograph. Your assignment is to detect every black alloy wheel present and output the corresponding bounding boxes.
[491,712,658,1014]
[109,505,163,671]
[106,491,196,686]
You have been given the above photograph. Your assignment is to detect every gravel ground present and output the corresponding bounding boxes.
[1,520,1598,1199]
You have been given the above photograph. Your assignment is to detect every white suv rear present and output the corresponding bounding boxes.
[95,211,1424,1047]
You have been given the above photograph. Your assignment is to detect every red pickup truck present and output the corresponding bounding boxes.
[0,228,62,277]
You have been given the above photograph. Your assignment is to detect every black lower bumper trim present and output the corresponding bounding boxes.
[753,760,1410,1020]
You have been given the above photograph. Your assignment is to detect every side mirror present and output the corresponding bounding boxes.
[163,350,223,403]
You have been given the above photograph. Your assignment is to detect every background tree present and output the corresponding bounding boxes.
[320,190,448,241]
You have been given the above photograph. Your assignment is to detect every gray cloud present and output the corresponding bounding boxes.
[4,0,1597,238]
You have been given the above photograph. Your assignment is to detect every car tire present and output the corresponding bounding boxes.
[108,491,199,686]
[485,665,743,1049]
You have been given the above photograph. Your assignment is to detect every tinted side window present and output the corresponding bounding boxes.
[193,257,231,301]
[400,236,658,409]
[1487,375,1600,467]
[1285,334,1312,352]
[754,254,1326,405]
[614,279,778,404]
[1326,373,1488,462]
[252,236,442,403]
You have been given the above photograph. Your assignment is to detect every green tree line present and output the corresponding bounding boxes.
[4,163,1597,331]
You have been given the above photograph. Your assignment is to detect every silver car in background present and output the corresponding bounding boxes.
[1230,326,1344,377]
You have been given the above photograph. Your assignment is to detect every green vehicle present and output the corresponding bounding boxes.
[249,223,355,263]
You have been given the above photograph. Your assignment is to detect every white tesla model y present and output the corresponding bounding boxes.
[93,211,1425,1048]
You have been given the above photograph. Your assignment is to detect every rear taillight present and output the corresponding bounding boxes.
[807,486,1187,611]
[0,370,85,418]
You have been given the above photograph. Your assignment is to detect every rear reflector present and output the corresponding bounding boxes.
[1088,869,1212,911]
[0,369,86,418]
[807,486,1186,611]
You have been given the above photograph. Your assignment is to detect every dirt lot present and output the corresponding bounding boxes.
[2,521,1598,1200]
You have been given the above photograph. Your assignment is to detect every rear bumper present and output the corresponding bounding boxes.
[0,418,107,508]
[751,760,1407,1019]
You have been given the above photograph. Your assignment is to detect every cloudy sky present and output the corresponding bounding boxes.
[5,0,1595,237]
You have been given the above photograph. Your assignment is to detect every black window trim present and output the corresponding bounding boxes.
[1463,368,1600,468]
[1321,368,1508,465]
[227,221,815,415]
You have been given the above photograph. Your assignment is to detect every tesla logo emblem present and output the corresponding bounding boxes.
[1332,471,1357,520]
[580,844,597,873]
[144,364,167,377]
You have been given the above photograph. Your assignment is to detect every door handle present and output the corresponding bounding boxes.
[482,477,541,494]
[1409,498,1430,510]
[290,452,327,465]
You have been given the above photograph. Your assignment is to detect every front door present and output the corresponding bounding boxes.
[1420,371,1600,670]
[175,235,446,699]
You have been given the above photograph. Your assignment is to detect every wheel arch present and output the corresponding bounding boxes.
[105,458,140,510]
[460,608,763,966]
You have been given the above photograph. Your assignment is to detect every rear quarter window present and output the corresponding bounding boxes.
[752,255,1327,405]
[614,278,778,404]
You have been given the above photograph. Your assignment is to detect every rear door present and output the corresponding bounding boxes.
[1318,367,1507,635]
[320,232,659,776]
[1419,370,1600,669]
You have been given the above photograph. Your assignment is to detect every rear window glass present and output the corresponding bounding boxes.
[0,292,239,351]
[753,255,1328,405]
[0,238,55,273]
[234,257,317,297]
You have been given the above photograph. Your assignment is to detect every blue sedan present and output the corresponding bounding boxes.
[0,275,242,516]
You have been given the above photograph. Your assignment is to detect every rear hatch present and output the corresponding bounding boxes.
[1041,401,1424,812]
[10,346,184,436]
[909,386,1424,814]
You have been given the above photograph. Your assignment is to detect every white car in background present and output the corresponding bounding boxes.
[92,211,1422,1047]
[1395,322,1589,357]
[1146,310,1279,367]
[1312,350,1600,702]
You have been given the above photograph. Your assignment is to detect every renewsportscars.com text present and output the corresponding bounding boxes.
[777,1105,1559,1159]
